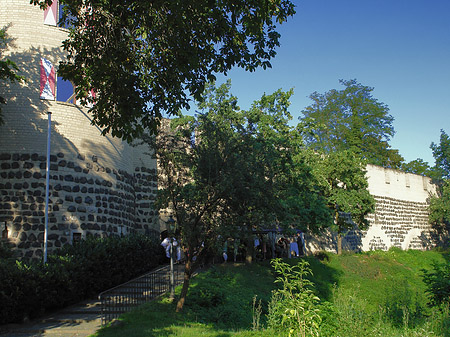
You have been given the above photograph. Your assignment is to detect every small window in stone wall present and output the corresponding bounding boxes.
[72,232,82,244]
[422,176,428,191]
[44,1,76,29]
[1,222,8,239]
[40,58,76,103]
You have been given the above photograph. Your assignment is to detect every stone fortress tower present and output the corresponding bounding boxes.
[0,0,159,259]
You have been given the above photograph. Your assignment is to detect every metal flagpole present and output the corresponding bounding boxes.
[43,111,51,263]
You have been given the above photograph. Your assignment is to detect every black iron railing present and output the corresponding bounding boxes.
[99,264,184,325]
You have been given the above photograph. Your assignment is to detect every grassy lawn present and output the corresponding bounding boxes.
[92,249,450,337]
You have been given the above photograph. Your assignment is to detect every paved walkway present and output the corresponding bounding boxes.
[0,263,186,337]
[0,299,102,337]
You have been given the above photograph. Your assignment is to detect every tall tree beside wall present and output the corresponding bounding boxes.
[428,130,450,227]
[299,79,403,168]
[32,0,295,141]
[302,149,375,255]
[153,82,330,311]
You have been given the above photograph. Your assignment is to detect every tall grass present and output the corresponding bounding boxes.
[93,249,450,337]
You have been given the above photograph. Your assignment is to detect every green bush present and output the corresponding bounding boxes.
[266,258,321,337]
[422,261,450,306]
[383,277,425,328]
[0,234,165,324]
[186,267,248,328]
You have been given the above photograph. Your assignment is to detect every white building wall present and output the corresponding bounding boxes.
[306,165,441,254]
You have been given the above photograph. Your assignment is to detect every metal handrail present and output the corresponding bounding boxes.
[98,263,184,325]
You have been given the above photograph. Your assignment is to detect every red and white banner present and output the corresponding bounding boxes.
[40,58,56,100]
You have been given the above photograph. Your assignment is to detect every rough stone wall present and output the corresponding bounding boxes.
[306,164,441,254]
[0,0,159,259]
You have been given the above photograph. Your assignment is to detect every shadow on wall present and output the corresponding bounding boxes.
[1,42,78,152]
[1,34,130,170]
[0,40,155,259]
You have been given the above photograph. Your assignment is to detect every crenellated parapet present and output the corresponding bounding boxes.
[306,165,444,254]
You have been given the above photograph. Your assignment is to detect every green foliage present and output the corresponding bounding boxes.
[302,149,375,253]
[428,130,450,226]
[429,180,450,226]
[422,261,450,306]
[0,234,164,324]
[299,79,403,168]
[184,264,273,330]
[401,158,433,177]
[32,0,295,141]
[252,295,263,331]
[0,240,14,259]
[431,130,450,180]
[153,81,331,310]
[0,26,25,124]
[267,258,321,337]
[383,278,425,328]
[94,250,450,337]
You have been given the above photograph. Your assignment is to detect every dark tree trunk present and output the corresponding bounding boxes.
[335,211,343,255]
[176,258,193,312]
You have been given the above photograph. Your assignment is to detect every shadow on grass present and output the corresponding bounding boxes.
[304,255,342,301]
[94,298,235,337]
[94,259,342,337]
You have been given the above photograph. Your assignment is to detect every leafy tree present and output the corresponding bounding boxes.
[401,158,433,177]
[428,130,450,226]
[299,79,403,168]
[154,82,280,311]
[431,130,450,180]
[0,26,25,125]
[303,149,375,255]
[231,88,330,261]
[32,0,295,141]
[428,180,450,227]
[153,82,329,311]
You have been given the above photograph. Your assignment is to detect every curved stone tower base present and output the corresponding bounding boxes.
[0,0,159,259]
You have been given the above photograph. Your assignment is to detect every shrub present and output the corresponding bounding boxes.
[0,234,165,324]
[266,258,321,337]
[383,277,425,328]
[422,262,450,306]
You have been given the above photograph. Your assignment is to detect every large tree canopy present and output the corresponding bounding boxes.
[152,81,330,311]
[32,0,295,141]
[299,79,403,168]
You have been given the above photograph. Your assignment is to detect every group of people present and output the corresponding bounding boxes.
[160,230,307,264]
[253,230,307,261]
[275,232,306,258]
[160,236,182,261]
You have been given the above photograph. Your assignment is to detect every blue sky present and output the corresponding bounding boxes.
[212,0,450,166]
